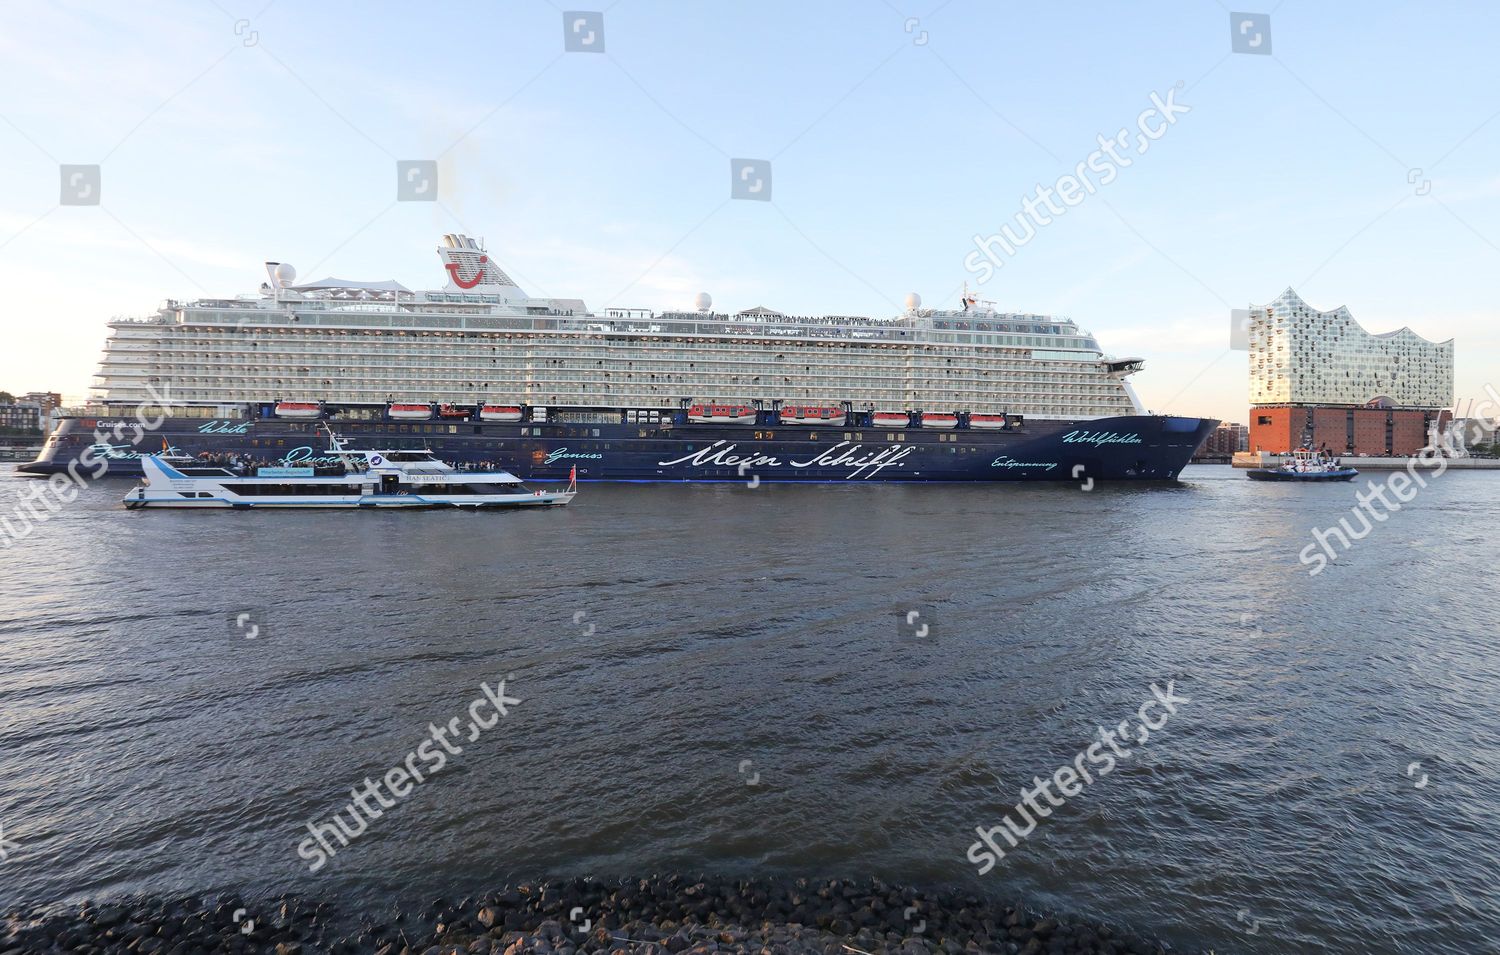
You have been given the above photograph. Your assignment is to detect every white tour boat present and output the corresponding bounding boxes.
[123,431,577,509]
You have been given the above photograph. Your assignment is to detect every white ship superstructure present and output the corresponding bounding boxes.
[92,235,1144,419]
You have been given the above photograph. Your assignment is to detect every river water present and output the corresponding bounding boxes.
[0,464,1495,953]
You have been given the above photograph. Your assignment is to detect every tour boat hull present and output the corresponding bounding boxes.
[123,490,576,508]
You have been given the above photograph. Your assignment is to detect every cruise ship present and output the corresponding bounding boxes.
[21,234,1216,483]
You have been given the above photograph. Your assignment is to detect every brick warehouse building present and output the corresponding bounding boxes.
[1249,404,1443,456]
[1247,290,1453,455]
[1193,421,1248,461]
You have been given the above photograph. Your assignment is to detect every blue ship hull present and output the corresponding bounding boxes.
[19,409,1217,484]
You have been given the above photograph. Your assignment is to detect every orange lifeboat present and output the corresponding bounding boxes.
[779,404,843,425]
[872,411,910,428]
[389,403,433,420]
[688,404,757,424]
[273,401,320,419]
[921,412,958,429]
[969,414,1008,430]
[480,404,523,423]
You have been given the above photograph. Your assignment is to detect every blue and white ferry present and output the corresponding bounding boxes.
[25,234,1217,484]
[123,431,576,509]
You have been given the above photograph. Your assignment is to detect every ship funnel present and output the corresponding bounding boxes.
[437,234,522,295]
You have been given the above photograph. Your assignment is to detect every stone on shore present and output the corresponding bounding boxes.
[2,877,1202,954]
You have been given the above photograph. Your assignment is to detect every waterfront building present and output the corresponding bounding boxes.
[0,401,43,433]
[1192,422,1248,462]
[21,391,63,417]
[1247,290,1453,456]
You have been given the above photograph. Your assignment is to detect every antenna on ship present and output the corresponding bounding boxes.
[265,261,297,305]
[319,421,349,454]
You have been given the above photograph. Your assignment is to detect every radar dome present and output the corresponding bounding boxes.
[694,292,712,312]
[274,263,297,287]
[904,292,921,310]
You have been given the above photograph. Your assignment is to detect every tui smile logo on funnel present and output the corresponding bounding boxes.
[445,256,488,289]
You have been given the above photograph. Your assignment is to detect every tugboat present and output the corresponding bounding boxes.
[123,428,577,509]
[1246,448,1359,482]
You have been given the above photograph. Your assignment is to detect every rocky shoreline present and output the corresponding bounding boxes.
[3,877,1205,955]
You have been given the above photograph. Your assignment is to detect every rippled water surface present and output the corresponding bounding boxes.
[1,464,1496,953]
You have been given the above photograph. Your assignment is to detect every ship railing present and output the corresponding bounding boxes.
[152,307,946,342]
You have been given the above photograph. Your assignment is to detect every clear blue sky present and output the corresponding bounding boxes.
[2,0,1496,424]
